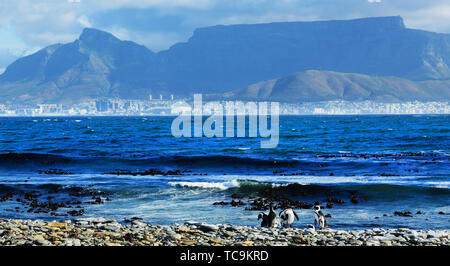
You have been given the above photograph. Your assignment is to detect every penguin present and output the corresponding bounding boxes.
[313,203,327,229]
[306,224,316,233]
[258,212,269,227]
[279,208,299,228]
[258,203,281,228]
[267,203,278,228]
[272,216,282,228]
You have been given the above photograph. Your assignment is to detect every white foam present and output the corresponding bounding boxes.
[168,181,238,190]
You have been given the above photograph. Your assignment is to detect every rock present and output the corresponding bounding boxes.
[235,240,254,246]
[75,217,112,224]
[131,220,147,227]
[223,231,236,238]
[34,238,52,246]
[168,233,182,241]
[350,196,359,204]
[198,223,219,233]
[63,238,81,246]
[394,211,412,217]
[0,218,447,247]
[48,222,67,228]
[105,242,122,246]
[181,240,197,246]
[100,223,121,231]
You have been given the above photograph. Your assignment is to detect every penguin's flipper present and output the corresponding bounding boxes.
[293,210,299,220]
[258,213,264,220]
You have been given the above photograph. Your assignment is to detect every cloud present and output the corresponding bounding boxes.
[0,0,450,69]
[77,15,92,28]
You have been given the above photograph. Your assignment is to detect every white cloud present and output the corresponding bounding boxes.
[105,26,130,41]
[77,15,92,28]
[0,0,449,64]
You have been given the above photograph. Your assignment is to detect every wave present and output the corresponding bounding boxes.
[167,175,450,194]
[0,151,447,177]
[167,179,296,191]
[0,153,72,166]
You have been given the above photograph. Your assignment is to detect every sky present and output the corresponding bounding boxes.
[0,0,450,73]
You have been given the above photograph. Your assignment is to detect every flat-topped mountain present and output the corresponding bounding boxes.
[0,16,449,104]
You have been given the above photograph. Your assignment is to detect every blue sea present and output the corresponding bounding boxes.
[0,115,448,230]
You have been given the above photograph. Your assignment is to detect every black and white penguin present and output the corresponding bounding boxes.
[313,203,327,229]
[258,212,269,227]
[268,203,279,227]
[258,203,281,228]
[279,208,299,228]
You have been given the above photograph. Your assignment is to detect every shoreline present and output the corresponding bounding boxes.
[0,218,448,246]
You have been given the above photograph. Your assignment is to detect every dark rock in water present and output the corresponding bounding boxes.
[38,169,73,175]
[231,200,245,207]
[323,198,345,204]
[350,196,359,204]
[326,202,333,209]
[438,211,447,215]
[213,201,229,206]
[123,217,141,223]
[325,214,332,218]
[416,211,423,215]
[0,183,111,218]
[86,196,105,205]
[67,209,85,216]
[394,211,412,217]
[104,169,185,176]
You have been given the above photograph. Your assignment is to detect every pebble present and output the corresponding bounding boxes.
[0,218,447,246]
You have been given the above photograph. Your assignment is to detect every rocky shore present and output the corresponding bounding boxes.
[0,218,448,246]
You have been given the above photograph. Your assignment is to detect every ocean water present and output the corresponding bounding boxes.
[0,115,448,230]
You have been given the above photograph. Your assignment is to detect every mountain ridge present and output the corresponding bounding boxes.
[0,16,449,104]
[212,70,450,102]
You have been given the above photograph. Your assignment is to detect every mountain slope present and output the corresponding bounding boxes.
[0,28,158,104]
[217,70,450,102]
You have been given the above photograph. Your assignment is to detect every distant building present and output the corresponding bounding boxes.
[95,99,109,112]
